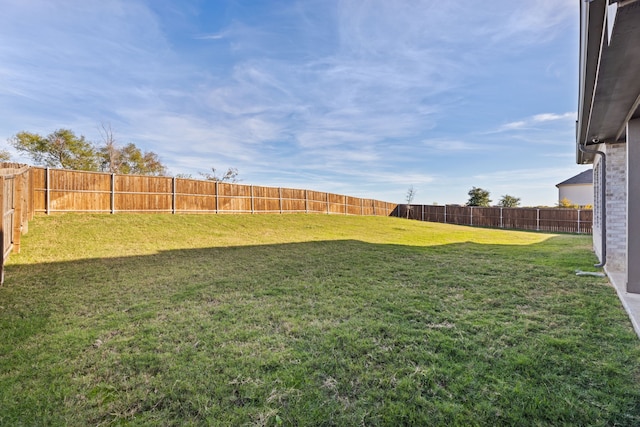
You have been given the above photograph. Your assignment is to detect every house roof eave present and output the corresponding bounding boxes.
[577,0,640,164]
[577,0,607,165]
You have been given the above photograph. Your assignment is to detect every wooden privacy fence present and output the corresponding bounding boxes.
[395,204,593,234]
[30,167,396,217]
[0,163,31,284]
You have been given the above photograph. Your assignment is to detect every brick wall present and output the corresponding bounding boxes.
[598,143,627,273]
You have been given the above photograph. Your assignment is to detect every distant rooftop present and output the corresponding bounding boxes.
[556,169,593,187]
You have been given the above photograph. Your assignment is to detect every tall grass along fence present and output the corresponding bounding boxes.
[0,163,31,284]
[29,167,396,217]
[395,204,593,234]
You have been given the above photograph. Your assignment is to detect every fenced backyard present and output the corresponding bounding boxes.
[2,214,638,425]
[2,167,637,425]
[395,204,593,234]
[0,164,594,284]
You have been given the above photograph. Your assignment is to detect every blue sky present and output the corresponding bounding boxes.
[0,0,586,206]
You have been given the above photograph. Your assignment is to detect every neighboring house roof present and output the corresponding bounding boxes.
[556,169,593,188]
[576,0,640,164]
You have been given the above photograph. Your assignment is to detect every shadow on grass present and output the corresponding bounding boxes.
[1,237,639,426]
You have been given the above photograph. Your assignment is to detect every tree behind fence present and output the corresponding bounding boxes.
[394,204,592,234]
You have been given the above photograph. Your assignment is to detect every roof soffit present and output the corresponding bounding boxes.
[587,3,640,143]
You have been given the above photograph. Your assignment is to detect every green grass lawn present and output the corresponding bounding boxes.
[1,214,639,426]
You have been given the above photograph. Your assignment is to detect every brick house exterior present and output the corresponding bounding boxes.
[592,144,626,273]
[577,0,640,293]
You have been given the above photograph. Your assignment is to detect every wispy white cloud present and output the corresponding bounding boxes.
[422,139,492,153]
[492,112,576,133]
[499,121,528,131]
[532,112,575,122]
[196,32,227,40]
[495,0,577,44]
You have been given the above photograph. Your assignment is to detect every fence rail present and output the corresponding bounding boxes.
[394,204,592,234]
[0,163,31,284]
[30,167,396,217]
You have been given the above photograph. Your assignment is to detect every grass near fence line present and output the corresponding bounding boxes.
[1,214,639,426]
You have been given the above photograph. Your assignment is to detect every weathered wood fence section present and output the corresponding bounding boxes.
[395,204,593,234]
[30,167,396,216]
[0,163,31,284]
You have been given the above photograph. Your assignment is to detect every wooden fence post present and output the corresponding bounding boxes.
[279,187,283,214]
[470,206,473,226]
[305,190,308,213]
[444,205,447,223]
[536,209,540,231]
[172,177,177,214]
[326,192,330,214]
[215,181,219,214]
[45,167,50,215]
[500,207,503,228]
[250,185,255,214]
[111,173,116,214]
[577,209,581,234]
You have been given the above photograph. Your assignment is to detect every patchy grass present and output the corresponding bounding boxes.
[1,214,639,426]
